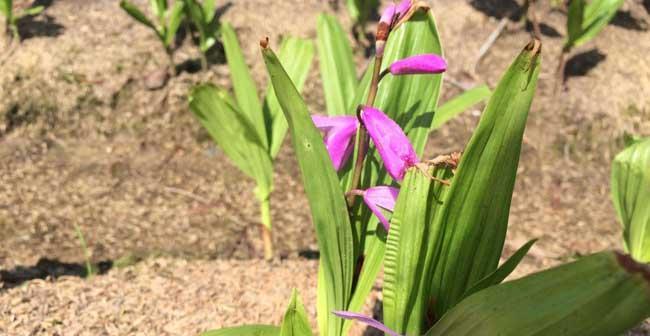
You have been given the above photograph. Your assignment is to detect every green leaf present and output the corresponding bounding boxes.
[316,14,357,116]
[120,1,158,32]
[17,5,43,18]
[429,40,541,317]
[346,0,378,25]
[188,84,272,197]
[222,23,267,149]
[262,45,354,336]
[201,325,280,336]
[382,167,453,335]
[279,289,313,336]
[0,0,12,18]
[150,0,166,21]
[612,138,650,262]
[462,239,537,299]
[203,0,217,23]
[566,0,586,47]
[432,84,491,130]
[164,0,185,47]
[426,252,650,336]
[566,0,624,48]
[263,37,314,158]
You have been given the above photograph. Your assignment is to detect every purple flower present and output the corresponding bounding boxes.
[395,0,412,18]
[379,4,396,26]
[360,106,418,181]
[311,115,358,171]
[363,186,399,231]
[333,311,402,336]
[389,54,447,75]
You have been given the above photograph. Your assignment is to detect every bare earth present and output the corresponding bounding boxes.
[1,0,650,335]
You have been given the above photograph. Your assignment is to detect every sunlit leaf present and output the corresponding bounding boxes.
[164,1,185,46]
[201,325,279,336]
[426,252,650,336]
[612,138,650,262]
[565,0,624,49]
[262,45,354,336]
[120,1,158,33]
[432,84,491,130]
[279,289,313,336]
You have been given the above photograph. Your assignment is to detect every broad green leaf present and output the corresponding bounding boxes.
[0,0,12,18]
[188,84,272,197]
[426,252,650,336]
[120,1,158,33]
[222,23,267,149]
[383,166,453,335]
[263,37,315,158]
[316,14,357,116]
[164,0,185,46]
[201,325,280,336]
[462,239,537,299]
[17,5,43,18]
[432,84,491,130]
[429,40,541,317]
[262,45,354,336]
[612,138,650,262]
[279,289,313,336]
[566,0,624,48]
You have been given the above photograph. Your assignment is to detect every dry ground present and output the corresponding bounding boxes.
[1,0,650,335]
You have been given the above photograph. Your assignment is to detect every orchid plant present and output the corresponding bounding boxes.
[184,0,220,70]
[612,137,650,263]
[557,0,624,86]
[202,1,650,335]
[0,0,44,41]
[188,25,314,259]
[120,0,185,75]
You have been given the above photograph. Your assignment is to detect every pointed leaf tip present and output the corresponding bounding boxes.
[260,36,269,49]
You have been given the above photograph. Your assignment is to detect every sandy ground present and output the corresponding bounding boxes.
[1,0,650,334]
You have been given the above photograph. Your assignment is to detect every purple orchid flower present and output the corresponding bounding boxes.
[311,115,358,171]
[380,4,396,26]
[395,0,412,18]
[362,186,399,231]
[333,311,403,336]
[389,54,447,76]
[360,106,418,181]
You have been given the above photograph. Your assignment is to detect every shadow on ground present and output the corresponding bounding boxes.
[564,49,607,79]
[611,10,649,31]
[0,258,112,290]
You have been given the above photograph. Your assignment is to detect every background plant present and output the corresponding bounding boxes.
[184,0,220,69]
[119,0,185,74]
[612,137,650,262]
[188,24,314,260]
[0,0,43,41]
[557,0,624,85]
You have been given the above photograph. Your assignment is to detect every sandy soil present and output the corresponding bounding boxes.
[1,0,650,334]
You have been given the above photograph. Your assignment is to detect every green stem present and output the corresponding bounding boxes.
[165,47,176,76]
[346,55,384,207]
[259,197,273,260]
[200,51,208,71]
[73,224,94,277]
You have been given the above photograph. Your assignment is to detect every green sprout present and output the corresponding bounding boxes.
[183,0,220,70]
[119,0,185,75]
[0,0,44,41]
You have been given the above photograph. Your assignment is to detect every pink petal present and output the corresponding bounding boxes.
[395,0,412,18]
[360,107,418,181]
[312,115,358,171]
[389,54,447,75]
[363,186,399,230]
[333,311,402,336]
[379,4,396,26]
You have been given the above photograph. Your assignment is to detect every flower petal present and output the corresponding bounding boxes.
[379,4,396,26]
[395,0,412,18]
[389,54,447,75]
[360,107,418,181]
[312,115,358,171]
[363,186,399,230]
[333,311,402,336]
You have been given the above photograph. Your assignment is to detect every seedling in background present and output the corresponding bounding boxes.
[119,0,185,75]
[0,0,43,41]
[204,1,650,335]
[184,0,219,70]
[73,224,96,277]
[612,137,650,262]
[557,0,624,87]
[345,0,379,43]
[188,24,314,260]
